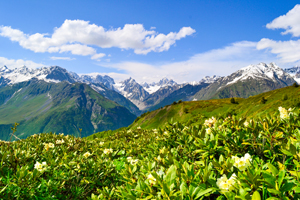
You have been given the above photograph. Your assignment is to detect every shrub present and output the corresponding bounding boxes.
[282,94,288,101]
[293,82,299,87]
[261,97,267,104]
[230,97,236,104]
[178,100,182,104]
[184,108,188,113]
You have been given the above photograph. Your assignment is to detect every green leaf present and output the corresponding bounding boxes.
[281,149,293,157]
[165,165,177,187]
[267,189,281,195]
[267,163,278,176]
[195,188,214,199]
[280,182,295,192]
[277,170,285,188]
[252,191,261,200]
[180,182,188,197]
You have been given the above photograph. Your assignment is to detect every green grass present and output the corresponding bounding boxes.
[126,85,300,130]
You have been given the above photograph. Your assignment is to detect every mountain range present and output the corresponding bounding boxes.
[0,62,299,139]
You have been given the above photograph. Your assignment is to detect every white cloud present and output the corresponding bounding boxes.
[257,38,300,63]
[91,53,106,60]
[266,4,300,37]
[0,20,195,58]
[50,56,75,60]
[257,4,300,63]
[100,41,281,83]
[0,57,46,69]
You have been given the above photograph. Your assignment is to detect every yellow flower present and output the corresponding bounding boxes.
[232,153,252,171]
[216,173,237,191]
[204,117,217,127]
[83,152,91,158]
[279,107,289,120]
[34,161,47,172]
[147,174,156,184]
[56,139,65,144]
[103,148,113,154]
[206,128,212,134]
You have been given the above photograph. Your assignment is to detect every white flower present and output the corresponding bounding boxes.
[137,126,141,130]
[99,142,104,146]
[147,174,156,184]
[127,129,132,133]
[157,170,165,177]
[279,107,289,120]
[216,173,237,191]
[44,143,55,151]
[232,153,252,171]
[83,152,91,158]
[244,121,249,127]
[103,148,113,154]
[130,159,139,165]
[204,117,217,127]
[206,128,212,134]
[56,139,65,144]
[34,161,47,172]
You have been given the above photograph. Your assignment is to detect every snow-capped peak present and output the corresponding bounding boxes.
[141,77,178,94]
[225,62,292,86]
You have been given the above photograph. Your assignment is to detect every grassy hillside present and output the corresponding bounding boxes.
[2,102,300,199]
[0,80,136,140]
[124,85,300,130]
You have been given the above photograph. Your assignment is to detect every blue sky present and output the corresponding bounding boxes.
[0,0,300,83]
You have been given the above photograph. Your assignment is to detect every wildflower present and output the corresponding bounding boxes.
[279,107,289,120]
[65,135,69,139]
[163,131,169,136]
[34,161,47,172]
[137,126,141,130]
[130,159,139,165]
[103,148,113,154]
[244,121,249,127]
[232,153,252,171]
[32,134,37,138]
[44,143,55,151]
[127,157,133,162]
[206,128,212,134]
[99,142,104,146]
[83,152,91,158]
[204,117,217,127]
[216,173,237,191]
[127,129,132,133]
[157,170,165,177]
[56,139,65,144]
[182,126,189,131]
[147,174,156,184]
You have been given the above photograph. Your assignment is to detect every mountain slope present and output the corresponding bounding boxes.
[114,77,149,108]
[194,62,295,100]
[0,80,136,140]
[127,84,300,130]
[144,83,209,112]
[0,65,141,115]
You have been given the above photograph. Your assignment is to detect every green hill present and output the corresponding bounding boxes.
[0,79,136,140]
[88,85,300,138]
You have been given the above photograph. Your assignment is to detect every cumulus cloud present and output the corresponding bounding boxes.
[266,4,300,37]
[0,20,195,58]
[257,38,300,63]
[101,41,279,83]
[257,4,300,63]
[50,56,75,60]
[0,57,46,69]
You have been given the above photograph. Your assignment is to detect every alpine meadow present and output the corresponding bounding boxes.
[1,1,300,199]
